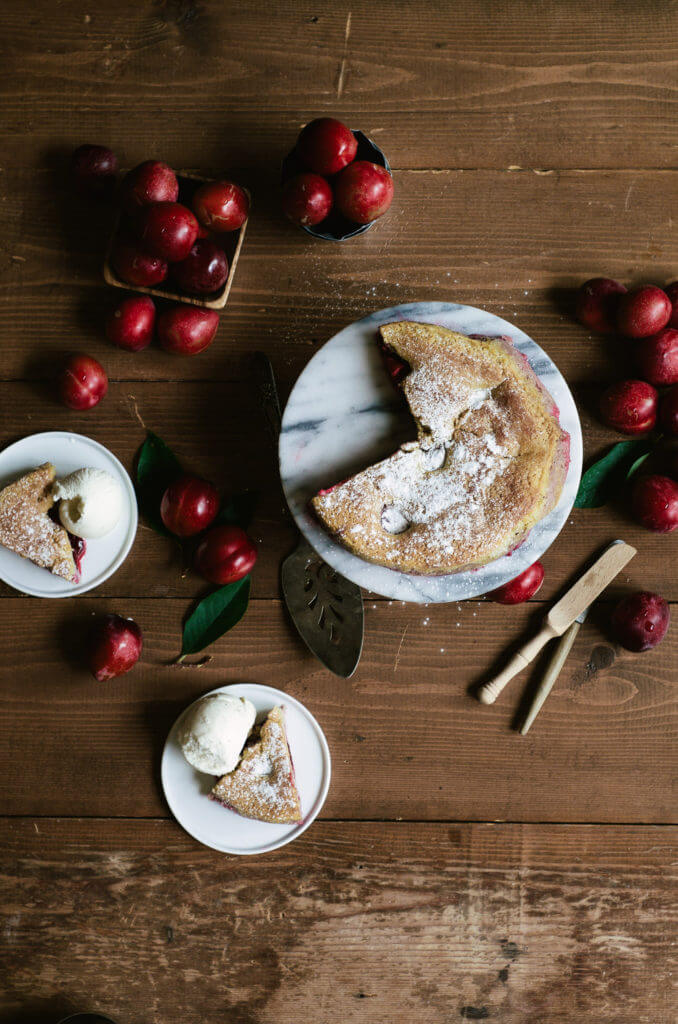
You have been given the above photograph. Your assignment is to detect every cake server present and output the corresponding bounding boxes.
[477,540,636,705]
[252,353,364,678]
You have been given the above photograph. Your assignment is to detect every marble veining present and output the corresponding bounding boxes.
[279,302,583,604]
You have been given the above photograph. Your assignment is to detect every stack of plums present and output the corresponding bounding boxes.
[575,277,678,536]
[111,161,248,297]
[71,145,249,298]
[62,147,252,411]
[160,473,257,586]
[281,118,394,230]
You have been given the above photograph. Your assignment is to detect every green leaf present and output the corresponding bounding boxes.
[214,490,258,529]
[181,575,251,656]
[625,450,652,481]
[135,431,183,533]
[574,439,654,509]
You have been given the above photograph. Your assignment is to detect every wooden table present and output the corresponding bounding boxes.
[1,2,677,1021]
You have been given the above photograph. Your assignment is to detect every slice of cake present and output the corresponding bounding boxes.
[311,322,570,575]
[0,463,77,581]
[210,706,302,824]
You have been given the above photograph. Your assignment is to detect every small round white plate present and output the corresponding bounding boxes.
[279,301,583,604]
[161,683,331,856]
[0,431,138,598]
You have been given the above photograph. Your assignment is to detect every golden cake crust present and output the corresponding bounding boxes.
[211,706,302,825]
[0,463,77,581]
[311,323,569,575]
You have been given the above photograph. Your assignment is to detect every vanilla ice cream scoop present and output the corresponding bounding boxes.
[179,693,256,775]
[53,467,124,540]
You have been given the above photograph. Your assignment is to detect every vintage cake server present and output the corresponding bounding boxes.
[252,353,364,678]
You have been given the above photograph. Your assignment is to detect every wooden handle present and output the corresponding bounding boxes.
[519,620,581,735]
[477,623,558,705]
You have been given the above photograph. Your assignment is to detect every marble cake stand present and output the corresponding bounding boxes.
[279,302,582,604]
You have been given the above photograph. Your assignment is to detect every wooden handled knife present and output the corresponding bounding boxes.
[477,540,636,705]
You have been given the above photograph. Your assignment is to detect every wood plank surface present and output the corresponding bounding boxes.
[2,0,678,171]
[0,597,675,822]
[1,818,676,1024]
[1,169,677,383]
[2,0,678,1019]
[0,378,673,601]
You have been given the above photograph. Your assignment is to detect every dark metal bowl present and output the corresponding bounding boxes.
[58,1015,118,1024]
[281,129,391,241]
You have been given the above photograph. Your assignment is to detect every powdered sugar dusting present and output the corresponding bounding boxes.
[321,395,513,561]
[211,707,302,824]
[312,324,567,575]
[0,464,76,581]
[402,348,476,438]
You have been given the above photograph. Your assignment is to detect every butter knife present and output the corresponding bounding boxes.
[518,607,587,735]
[477,540,636,705]
[518,539,629,734]
[252,353,364,678]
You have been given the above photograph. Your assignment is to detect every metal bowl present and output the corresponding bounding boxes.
[57,1014,118,1024]
[281,129,391,241]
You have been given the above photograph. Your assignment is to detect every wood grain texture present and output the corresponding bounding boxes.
[2,0,678,1017]
[1,818,677,1024]
[0,597,675,822]
[0,381,673,601]
[1,168,677,383]
[2,0,678,171]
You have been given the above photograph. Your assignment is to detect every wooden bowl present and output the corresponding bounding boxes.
[103,173,249,310]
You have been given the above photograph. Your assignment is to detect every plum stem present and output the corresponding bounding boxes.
[169,653,212,668]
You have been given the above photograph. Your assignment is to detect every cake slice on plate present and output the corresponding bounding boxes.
[311,322,570,575]
[0,463,77,581]
[211,706,302,824]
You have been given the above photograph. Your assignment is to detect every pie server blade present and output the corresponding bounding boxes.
[252,352,364,678]
[281,537,364,678]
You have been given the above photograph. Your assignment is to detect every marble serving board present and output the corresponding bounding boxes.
[279,302,583,604]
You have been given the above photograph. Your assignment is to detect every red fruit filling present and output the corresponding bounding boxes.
[49,506,87,581]
[378,339,411,385]
[316,477,350,497]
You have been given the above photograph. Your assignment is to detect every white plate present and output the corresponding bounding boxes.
[279,301,583,603]
[161,683,331,855]
[0,431,138,597]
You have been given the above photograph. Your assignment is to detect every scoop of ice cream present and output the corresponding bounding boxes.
[179,693,256,775]
[53,467,124,539]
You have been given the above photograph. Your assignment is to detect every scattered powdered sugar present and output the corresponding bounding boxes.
[242,747,283,808]
[467,387,494,411]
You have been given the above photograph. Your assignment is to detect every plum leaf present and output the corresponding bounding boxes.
[574,439,654,509]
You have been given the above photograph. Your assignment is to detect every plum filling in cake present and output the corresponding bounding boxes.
[49,506,87,580]
[379,337,411,385]
[316,476,350,497]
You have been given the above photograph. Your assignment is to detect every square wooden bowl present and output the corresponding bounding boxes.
[103,172,249,310]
